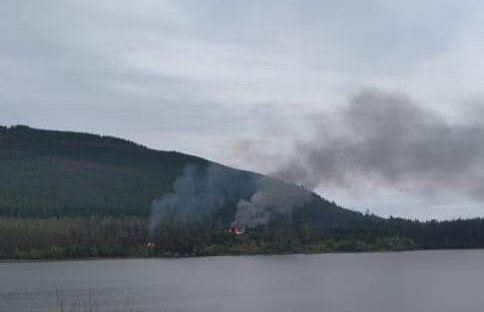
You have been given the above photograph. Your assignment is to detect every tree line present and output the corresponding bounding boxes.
[2,215,484,260]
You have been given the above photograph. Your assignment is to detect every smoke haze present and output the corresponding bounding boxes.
[233,178,312,228]
[150,164,254,234]
[150,164,314,231]
[151,89,484,228]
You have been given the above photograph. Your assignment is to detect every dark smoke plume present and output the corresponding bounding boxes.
[276,90,484,201]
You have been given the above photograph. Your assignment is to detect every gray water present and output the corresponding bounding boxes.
[2,250,484,312]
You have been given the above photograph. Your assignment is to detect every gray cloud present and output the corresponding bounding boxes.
[276,90,484,202]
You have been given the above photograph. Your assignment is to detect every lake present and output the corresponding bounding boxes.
[2,250,484,312]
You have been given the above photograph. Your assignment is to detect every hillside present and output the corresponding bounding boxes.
[3,125,484,260]
[0,125,363,226]
[0,125,204,217]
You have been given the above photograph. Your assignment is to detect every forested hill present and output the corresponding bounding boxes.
[0,125,201,217]
[0,125,361,225]
[3,125,484,259]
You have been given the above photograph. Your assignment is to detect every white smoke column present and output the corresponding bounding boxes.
[151,164,239,235]
[150,163,259,236]
[150,164,316,233]
[232,178,312,228]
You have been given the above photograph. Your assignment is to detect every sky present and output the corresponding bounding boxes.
[1,0,484,219]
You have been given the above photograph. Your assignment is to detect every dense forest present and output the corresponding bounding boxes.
[0,125,209,218]
[3,215,484,260]
[1,125,484,260]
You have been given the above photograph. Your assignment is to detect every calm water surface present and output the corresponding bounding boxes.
[2,250,484,312]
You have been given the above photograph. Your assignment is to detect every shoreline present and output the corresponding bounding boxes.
[2,248,484,263]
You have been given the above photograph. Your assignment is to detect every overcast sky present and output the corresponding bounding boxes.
[2,0,484,219]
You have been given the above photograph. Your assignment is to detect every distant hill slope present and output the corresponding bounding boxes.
[0,125,365,227]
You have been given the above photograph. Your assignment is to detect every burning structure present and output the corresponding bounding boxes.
[150,164,312,239]
[143,241,156,248]
[228,225,245,235]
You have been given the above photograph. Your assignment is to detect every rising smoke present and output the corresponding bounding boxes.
[232,178,312,228]
[275,89,484,201]
[150,164,256,233]
[151,89,484,231]
[150,163,313,232]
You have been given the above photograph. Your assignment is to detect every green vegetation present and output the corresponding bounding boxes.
[1,125,484,260]
[3,215,484,260]
[0,125,210,218]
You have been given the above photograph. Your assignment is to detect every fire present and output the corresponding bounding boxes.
[143,241,156,248]
[228,226,245,235]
